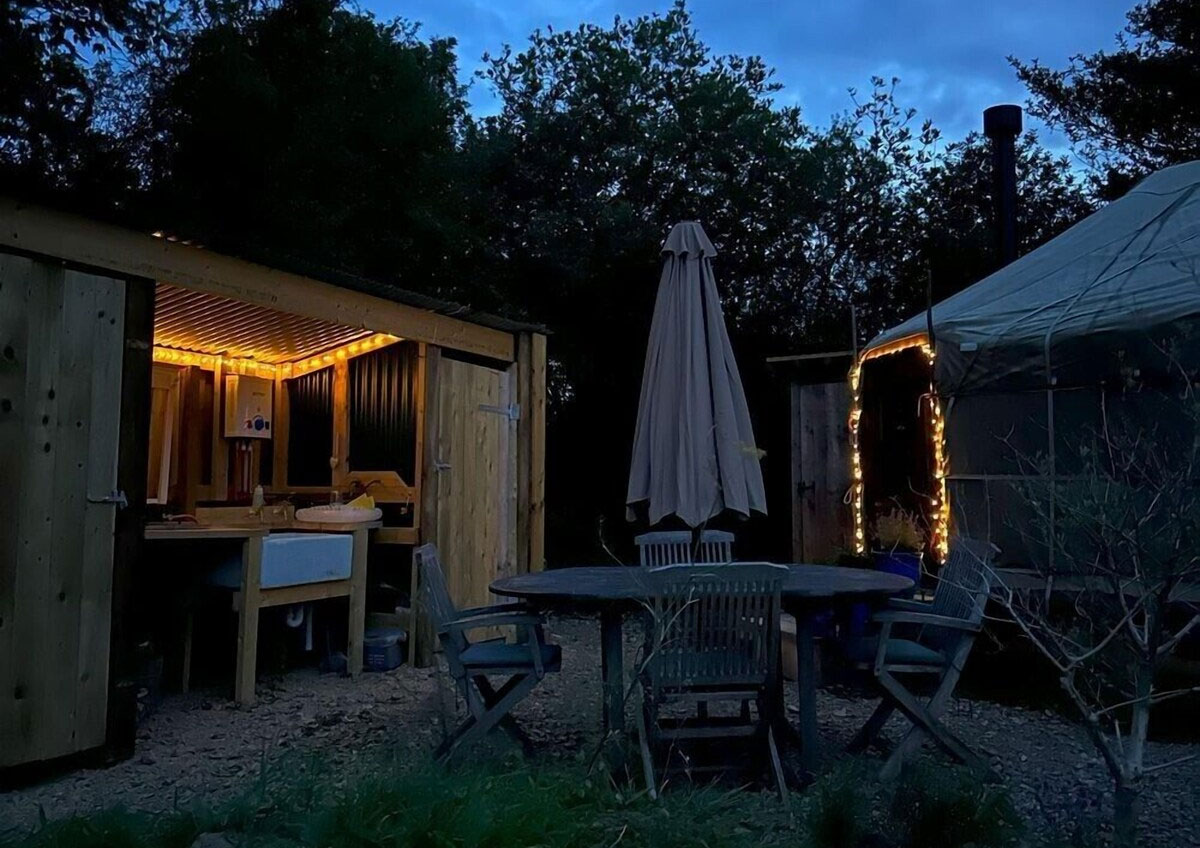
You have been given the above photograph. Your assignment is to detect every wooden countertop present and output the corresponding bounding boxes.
[144,524,268,540]
[144,520,382,540]
[290,519,383,532]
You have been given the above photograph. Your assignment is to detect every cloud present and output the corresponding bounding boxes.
[371,0,1132,143]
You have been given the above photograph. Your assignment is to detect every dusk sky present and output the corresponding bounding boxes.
[371,0,1133,154]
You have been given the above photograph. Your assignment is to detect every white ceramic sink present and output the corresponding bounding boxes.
[295,504,382,524]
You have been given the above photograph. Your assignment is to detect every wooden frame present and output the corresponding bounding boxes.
[0,199,515,362]
[415,544,560,763]
[147,365,182,504]
[847,538,997,779]
[0,205,548,771]
[147,520,375,706]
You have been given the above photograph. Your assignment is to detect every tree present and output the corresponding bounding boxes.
[0,0,174,205]
[990,367,1200,846]
[136,0,469,286]
[467,2,830,558]
[904,130,1094,308]
[1014,0,1200,198]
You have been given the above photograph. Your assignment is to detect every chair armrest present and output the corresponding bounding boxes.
[440,611,544,634]
[872,610,981,632]
[457,602,532,618]
[887,598,933,613]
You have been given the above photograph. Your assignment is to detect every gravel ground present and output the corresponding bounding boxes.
[1,616,1197,845]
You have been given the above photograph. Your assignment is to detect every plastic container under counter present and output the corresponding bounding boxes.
[205,532,353,589]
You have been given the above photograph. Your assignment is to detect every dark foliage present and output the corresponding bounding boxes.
[0,0,173,209]
[3,0,1100,560]
[135,0,469,287]
[1014,0,1200,199]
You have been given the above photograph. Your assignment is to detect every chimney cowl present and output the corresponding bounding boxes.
[983,104,1023,139]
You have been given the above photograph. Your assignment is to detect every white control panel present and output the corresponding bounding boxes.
[223,374,273,439]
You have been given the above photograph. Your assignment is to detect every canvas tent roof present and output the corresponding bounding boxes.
[867,161,1200,393]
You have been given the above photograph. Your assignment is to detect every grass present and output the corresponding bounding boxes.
[1,750,1037,848]
[799,760,1024,848]
[0,749,795,848]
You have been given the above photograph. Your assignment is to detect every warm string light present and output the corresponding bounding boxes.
[151,333,400,380]
[152,346,277,378]
[286,333,399,377]
[849,359,867,553]
[847,335,951,561]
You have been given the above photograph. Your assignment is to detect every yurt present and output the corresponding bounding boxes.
[853,161,1200,569]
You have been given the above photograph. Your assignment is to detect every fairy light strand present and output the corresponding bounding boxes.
[848,334,950,561]
[151,333,400,380]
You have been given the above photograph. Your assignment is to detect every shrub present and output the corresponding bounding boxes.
[803,763,873,848]
[888,764,1021,848]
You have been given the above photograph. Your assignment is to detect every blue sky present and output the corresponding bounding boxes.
[368,0,1133,153]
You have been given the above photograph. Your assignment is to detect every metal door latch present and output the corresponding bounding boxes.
[88,489,128,508]
[478,402,521,421]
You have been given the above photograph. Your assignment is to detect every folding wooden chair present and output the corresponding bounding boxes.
[846,538,998,779]
[634,530,734,567]
[635,563,790,806]
[415,544,561,763]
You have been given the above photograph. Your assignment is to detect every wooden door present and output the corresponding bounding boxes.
[0,255,126,767]
[425,356,517,612]
[791,381,853,564]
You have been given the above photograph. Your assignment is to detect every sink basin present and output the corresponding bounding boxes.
[206,532,353,588]
[295,504,382,524]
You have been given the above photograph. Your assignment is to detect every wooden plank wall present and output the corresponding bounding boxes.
[430,356,516,612]
[0,254,125,768]
[791,380,853,564]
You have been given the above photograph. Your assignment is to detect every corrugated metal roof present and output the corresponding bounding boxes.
[153,283,373,363]
[169,237,550,337]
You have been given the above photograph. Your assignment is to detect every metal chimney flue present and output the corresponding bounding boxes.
[983,104,1022,268]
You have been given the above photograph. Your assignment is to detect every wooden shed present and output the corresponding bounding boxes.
[0,198,546,773]
[766,351,855,564]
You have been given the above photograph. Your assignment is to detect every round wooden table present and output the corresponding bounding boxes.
[491,564,912,768]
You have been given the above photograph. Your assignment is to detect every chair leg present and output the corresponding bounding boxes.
[766,725,790,811]
[434,714,479,761]
[877,671,983,778]
[475,675,536,755]
[847,700,894,753]
[181,610,194,694]
[635,696,657,800]
[439,674,539,765]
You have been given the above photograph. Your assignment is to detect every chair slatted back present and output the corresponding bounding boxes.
[415,544,470,660]
[635,530,734,567]
[926,537,996,650]
[645,563,785,695]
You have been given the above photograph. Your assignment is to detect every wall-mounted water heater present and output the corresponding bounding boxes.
[224,373,273,438]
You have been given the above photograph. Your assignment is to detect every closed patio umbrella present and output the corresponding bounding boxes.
[626,221,767,527]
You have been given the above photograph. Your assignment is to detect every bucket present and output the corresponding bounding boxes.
[873,550,921,597]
